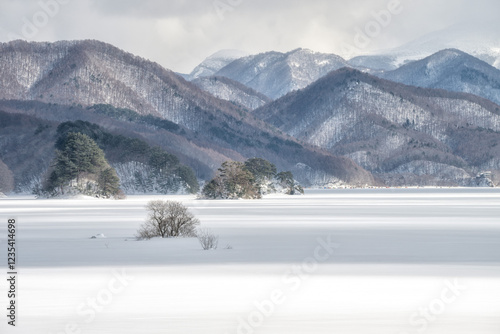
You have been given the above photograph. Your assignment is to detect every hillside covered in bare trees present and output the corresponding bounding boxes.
[0,41,375,193]
[255,68,500,186]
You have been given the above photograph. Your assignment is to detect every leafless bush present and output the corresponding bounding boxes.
[197,228,219,250]
[136,200,199,240]
[136,224,158,240]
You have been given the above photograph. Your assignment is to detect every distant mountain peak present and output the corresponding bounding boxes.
[380,48,500,106]
[287,48,314,55]
[368,22,500,70]
[0,39,374,188]
[215,48,349,99]
[205,49,249,60]
[187,49,249,80]
[254,64,500,187]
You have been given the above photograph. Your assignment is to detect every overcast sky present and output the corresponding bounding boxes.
[0,0,498,73]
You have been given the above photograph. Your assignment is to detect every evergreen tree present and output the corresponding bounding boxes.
[202,176,225,199]
[54,121,199,195]
[244,158,277,194]
[175,165,200,194]
[219,161,260,199]
[149,147,180,172]
[61,132,107,181]
[98,168,121,197]
[202,161,260,199]
[45,132,121,197]
[202,159,304,199]
[276,171,304,195]
[47,152,77,194]
[244,158,277,181]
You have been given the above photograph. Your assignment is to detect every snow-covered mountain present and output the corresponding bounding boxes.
[186,49,249,80]
[0,40,265,133]
[0,40,375,189]
[348,55,399,72]
[215,48,350,99]
[255,68,500,186]
[380,49,500,106]
[192,76,271,110]
[5,39,500,188]
[360,21,500,71]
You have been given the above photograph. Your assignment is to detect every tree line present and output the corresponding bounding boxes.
[35,120,200,198]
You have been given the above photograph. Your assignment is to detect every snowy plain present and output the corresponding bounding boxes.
[1,189,499,334]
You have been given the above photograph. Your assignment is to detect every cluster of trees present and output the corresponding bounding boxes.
[53,121,199,194]
[202,158,304,199]
[126,147,199,194]
[37,132,122,198]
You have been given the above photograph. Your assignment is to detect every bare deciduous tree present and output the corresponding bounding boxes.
[197,228,219,250]
[137,200,199,239]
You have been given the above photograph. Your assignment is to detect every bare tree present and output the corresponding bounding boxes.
[197,228,219,250]
[137,200,199,239]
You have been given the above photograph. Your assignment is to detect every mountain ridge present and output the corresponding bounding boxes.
[254,67,500,186]
[0,40,376,190]
[380,48,500,106]
[215,48,350,99]
[186,49,249,80]
[192,76,271,110]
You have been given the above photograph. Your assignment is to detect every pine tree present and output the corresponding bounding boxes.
[202,161,260,199]
[149,147,180,173]
[175,165,200,194]
[98,168,120,197]
[62,132,107,181]
[244,158,277,194]
[202,159,303,199]
[276,171,304,195]
[244,158,277,181]
[45,132,121,197]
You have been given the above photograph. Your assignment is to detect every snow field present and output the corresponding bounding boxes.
[0,189,499,333]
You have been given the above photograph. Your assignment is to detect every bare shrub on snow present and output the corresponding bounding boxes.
[197,228,219,250]
[137,200,199,240]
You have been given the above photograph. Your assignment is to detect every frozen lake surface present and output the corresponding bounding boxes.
[1,189,499,333]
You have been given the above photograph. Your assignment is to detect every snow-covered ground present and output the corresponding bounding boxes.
[1,189,499,334]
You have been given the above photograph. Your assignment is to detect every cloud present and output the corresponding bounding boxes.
[0,0,498,73]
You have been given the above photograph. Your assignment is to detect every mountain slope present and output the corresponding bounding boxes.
[186,49,249,80]
[215,48,350,99]
[369,21,500,70]
[347,55,399,72]
[0,40,375,188]
[380,49,500,105]
[255,68,500,186]
[0,39,249,131]
[0,108,201,194]
[192,76,271,110]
